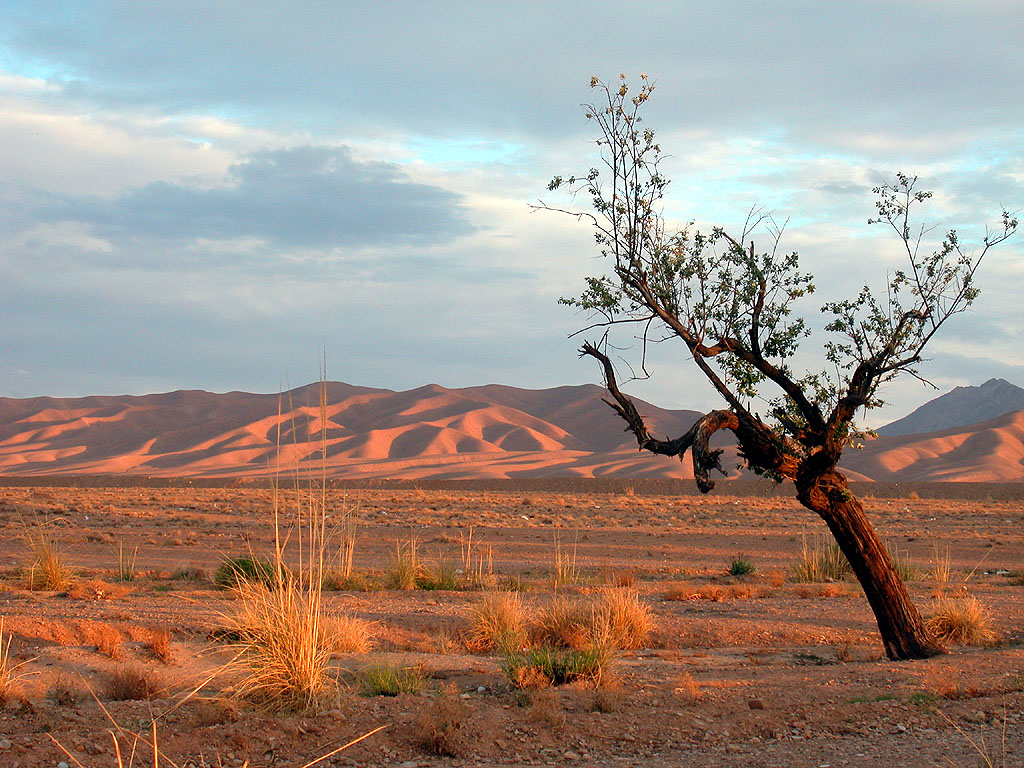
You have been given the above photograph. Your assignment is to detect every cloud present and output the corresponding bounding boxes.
[36,145,475,251]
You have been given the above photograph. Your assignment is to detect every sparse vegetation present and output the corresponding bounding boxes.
[387,539,422,590]
[533,590,652,650]
[791,535,851,583]
[102,665,162,701]
[144,626,174,664]
[114,541,138,582]
[553,531,580,586]
[414,693,471,757]
[356,662,428,696]
[0,618,26,704]
[22,517,74,591]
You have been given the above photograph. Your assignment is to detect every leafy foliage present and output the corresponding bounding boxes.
[545,76,1017,474]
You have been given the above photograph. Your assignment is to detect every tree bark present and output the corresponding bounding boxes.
[796,469,942,660]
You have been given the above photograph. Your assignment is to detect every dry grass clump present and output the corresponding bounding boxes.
[102,665,162,701]
[67,578,131,600]
[223,581,337,710]
[674,671,703,705]
[465,591,528,652]
[144,626,174,664]
[0,618,28,704]
[387,539,422,590]
[533,590,653,650]
[83,622,124,659]
[48,672,85,706]
[593,589,654,650]
[926,593,997,646]
[414,694,471,757]
[664,582,757,602]
[321,613,374,654]
[791,534,851,583]
[22,519,74,591]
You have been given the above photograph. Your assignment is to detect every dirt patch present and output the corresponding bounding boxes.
[0,485,1021,767]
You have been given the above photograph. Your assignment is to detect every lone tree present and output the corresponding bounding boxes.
[544,75,1017,661]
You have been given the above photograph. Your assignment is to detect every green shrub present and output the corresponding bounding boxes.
[214,556,282,589]
[729,558,755,577]
[501,644,613,689]
[356,663,428,696]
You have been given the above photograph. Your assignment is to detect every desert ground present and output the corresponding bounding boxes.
[0,481,1021,768]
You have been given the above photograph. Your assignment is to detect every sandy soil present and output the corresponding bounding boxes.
[0,484,1021,767]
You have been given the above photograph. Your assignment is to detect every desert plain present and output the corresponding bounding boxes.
[0,480,1021,768]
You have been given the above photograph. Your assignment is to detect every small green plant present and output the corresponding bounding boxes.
[501,644,613,689]
[321,570,375,591]
[114,541,138,582]
[214,555,281,589]
[386,539,421,590]
[356,662,428,696]
[729,558,755,577]
[791,534,851,582]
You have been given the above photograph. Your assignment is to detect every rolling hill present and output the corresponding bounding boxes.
[0,380,1022,481]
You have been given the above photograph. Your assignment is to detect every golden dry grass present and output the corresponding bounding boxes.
[223,581,340,711]
[532,590,653,650]
[926,593,998,646]
[22,520,74,591]
[465,591,528,652]
[0,618,25,704]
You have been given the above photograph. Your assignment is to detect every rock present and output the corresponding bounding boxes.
[748,698,766,710]
[398,762,419,768]
[563,751,580,760]
[325,709,347,722]
[477,685,487,692]
[893,723,906,733]
[57,762,70,768]
[0,739,10,750]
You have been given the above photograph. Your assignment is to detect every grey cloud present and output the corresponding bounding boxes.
[5,2,1022,147]
[40,146,475,249]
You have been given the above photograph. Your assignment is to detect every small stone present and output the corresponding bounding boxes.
[58,762,70,768]
[748,698,766,710]
[0,739,10,749]
[893,723,906,733]
[476,685,487,693]
[325,708,347,721]
[398,762,419,768]
[563,751,580,760]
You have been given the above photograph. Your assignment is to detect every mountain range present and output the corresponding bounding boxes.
[0,379,1022,482]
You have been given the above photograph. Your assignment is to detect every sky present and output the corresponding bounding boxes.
[1,1,1022,426]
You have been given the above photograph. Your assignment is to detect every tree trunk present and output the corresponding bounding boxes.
[796,470,942,660]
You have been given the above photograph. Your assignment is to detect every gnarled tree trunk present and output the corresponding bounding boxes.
[796,469,941,660]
